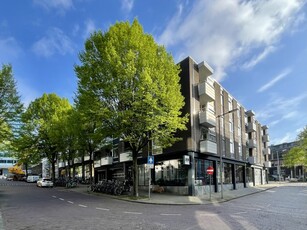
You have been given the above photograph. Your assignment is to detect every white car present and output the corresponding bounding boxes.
[37,178,53,188]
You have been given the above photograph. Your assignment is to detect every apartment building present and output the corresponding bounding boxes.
[58,56,271,196]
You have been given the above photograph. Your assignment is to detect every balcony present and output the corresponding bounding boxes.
[246,122,256,132]
[200,140,217,154]
[101,156,113,165]
[248,156,257,164]
[264,161,272,168]
[262,148,271,155]
[94,160,101,168]
[247,139,257,148]
[199,110,216,128]
[74,157,82,164]
[120,152,132,162]
[198,61,214,81]
[198,81,215,103]
[84,156,90,161]
[262,134,270,142]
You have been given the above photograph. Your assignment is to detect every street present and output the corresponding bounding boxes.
[1,180,307,230]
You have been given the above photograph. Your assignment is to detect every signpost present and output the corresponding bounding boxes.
[147,156,154,199]
[206,166,214,200]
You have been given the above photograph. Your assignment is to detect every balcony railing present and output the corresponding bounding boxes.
[120,152,132,162]
[74,157,82,164]
[200,140,217,154]
[198,81,215,103]
[248,156,257,164]
[101,156,113,165]
[264,161,272,168]
[246,122,257,132]
[94,160,101,168]
[262,134,270,142]
[247,139,257,148]
[199,110,216,128]
[262,148,271,155]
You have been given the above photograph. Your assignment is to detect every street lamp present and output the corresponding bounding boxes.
[217,108,238,199]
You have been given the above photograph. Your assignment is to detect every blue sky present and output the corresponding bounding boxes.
[0,0,306,145]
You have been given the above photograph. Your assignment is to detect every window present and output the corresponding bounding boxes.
[195,159,213,185]
[238,143,242,160]
[201,128,216,142]
[229,121,233,133]
[230,139,234,154]
[224,163,232,184]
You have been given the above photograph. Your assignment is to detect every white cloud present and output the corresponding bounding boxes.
[83,19,96,39]
[121,0,134,13]
[242,46,276,70]
[257,68,291,93]
[158,0,305,81]
[32,28,75,57]
[0,37,23,63]
[256,93,307,125]
[33,0,73,13]
[271,132,297,144]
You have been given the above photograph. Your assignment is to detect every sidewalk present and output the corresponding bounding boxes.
[65,181,290,205]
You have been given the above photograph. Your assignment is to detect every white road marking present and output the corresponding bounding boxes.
[59,198,64,201]
[160,213,182,216]
[124,211,142,215]
[234,212,247,215]
[67,201,74,204]
[52,196,57,198]
[96,207,110,211]
[78,204,87,208]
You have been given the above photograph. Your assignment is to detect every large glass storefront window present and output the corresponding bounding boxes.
[154,159,188,186]
[246,167,253,183]
[195,159,213,185]
[224,163,232,184]
[236,165,244,183]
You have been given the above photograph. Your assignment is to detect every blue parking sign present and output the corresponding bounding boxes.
[148,156,154,164]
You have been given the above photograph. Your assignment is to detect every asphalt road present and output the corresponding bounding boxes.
[1,179,307,230]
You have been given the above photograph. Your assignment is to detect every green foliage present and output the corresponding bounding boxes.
[284,126,307,167]
[22,93,72,179]
[75,19,187,196]
[0,64,23,146]
[75,19,187,152]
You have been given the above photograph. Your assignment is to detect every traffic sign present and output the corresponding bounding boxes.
[147,156,154,169]
[148,156,154,164]
[206,166,214,175]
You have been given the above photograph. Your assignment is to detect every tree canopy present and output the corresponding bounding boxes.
[22,93,72,180]
[75,19,187,196]
[0,64,23,151]
[284,126,307,178]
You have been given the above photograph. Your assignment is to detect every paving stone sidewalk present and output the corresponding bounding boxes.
[66,181,294,205]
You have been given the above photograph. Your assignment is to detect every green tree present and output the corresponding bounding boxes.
[13,124,41,176]
[52,107,79,178]
[284,126,307,179]
[0,64,23,151]
[22,93,72,181]
[75,19,187,196]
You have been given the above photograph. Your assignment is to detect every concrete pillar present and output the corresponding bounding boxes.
[188,152,195,196]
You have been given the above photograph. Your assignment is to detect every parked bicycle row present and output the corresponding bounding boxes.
[90,179,132,196]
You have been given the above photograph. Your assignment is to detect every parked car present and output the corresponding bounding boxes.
[37,178,53,188]
[27,175,40,183]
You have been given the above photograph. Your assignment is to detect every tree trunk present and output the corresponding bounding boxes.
[52,160,56,183]
[132,149,139,197]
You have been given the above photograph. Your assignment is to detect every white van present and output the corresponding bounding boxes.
[27,175,40,183]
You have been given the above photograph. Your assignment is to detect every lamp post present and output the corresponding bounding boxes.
[217,108,238,199]
[277,150,281,181]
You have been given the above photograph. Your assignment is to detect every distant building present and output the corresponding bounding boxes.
[269,141,302,179]
[0,156,18,177]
